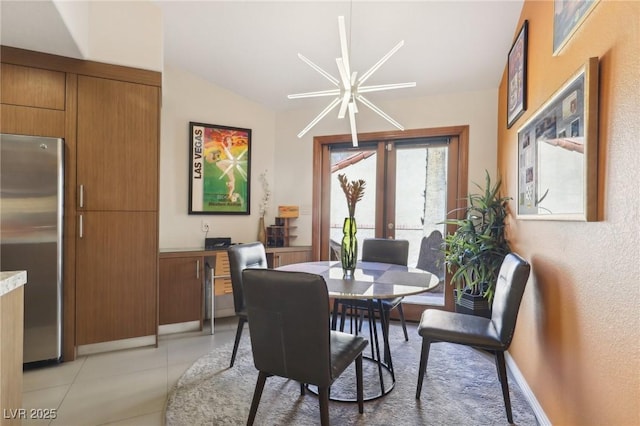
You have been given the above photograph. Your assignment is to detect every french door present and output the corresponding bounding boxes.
[312,126,469,318]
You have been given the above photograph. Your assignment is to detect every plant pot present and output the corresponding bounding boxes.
[454,289,492,319]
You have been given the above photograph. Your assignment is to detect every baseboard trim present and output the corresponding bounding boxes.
[159,321,201,335]
[77,335,156,356]
[506,351,552,426]
[214,308,235,318]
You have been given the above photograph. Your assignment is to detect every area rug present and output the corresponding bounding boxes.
[165,322,538,425]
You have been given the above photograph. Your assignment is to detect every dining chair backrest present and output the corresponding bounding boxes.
[242,268,334,387]
[361,238,409,266]
[490,253,531,348]
[227,242,268,315]
[416,230,445,280]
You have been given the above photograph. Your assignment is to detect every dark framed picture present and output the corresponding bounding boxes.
[553,0,599,55]
[188,122,251,215]
[507,20,528,129]
[517,57,599,221]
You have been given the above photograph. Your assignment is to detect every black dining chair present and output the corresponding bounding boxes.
[335,238,410,341]
[242,268,368,426]
[226,242,268,368]
[415,253,531,424]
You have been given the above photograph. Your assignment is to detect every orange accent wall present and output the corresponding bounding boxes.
[497,1,640,424]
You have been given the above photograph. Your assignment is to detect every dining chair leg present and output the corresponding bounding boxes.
[230,317,246,367]
[331,299,339,330]
[396,303,409,341]
[495,351,514,424]
[416,339,431,399]
[247,371,267,426]
[339,303,348,332]
[356,354,364,414]
[318,387,330,426]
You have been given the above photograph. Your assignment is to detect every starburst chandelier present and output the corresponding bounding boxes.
[288,15,416,147]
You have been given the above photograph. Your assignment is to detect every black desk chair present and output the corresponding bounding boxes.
[415,253,531,424]
[242,269,368,426]
[335,238,410,341]
[227,242,268,368]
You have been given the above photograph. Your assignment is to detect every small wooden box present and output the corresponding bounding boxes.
[278,205,299,218]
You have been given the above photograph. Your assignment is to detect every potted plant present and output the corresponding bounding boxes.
[442,171,511,318]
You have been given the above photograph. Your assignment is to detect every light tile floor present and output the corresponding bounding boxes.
[21,317,238,426]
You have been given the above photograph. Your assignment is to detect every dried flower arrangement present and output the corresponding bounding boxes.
[338,173,366,217]
[258,170,270,218]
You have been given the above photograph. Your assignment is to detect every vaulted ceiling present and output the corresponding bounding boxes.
[1,1,524,111]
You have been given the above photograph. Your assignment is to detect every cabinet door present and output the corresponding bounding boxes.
[159,257,203,325]
[77,75,159,211]
[76,211,157,345]
[269,248,312,268]
[1,63,65,109]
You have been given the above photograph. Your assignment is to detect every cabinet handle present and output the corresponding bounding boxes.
[79,184,84,208]
[79,214,83,238]
[196,260,200,279]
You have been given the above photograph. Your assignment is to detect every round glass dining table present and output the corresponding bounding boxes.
[276,260,440,400]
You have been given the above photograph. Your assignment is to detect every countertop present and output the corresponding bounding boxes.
[0,270,27,297]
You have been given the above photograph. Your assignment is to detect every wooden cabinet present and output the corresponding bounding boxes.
[1,63,65,110]
[159,250,233,323]
[75,212,157,345]
[0,63,66,137]
[1,47,162,359]
[159,256,203,326]
[75,75,160,346]
[157,248,312,322]
[0,277,25,424]
[266,246,312,268]
[76,75,159,211]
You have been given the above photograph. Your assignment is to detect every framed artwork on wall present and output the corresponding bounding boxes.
[553,0,599,55]
[517,57,599,221]
[507,20,528,129]
[188,122,251,215]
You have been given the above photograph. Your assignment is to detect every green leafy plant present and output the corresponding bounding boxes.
[442,171,511,303]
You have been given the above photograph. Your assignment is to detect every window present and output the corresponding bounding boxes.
[312,126,469,318]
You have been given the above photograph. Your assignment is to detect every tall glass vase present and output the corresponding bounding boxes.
[341,216,358,276]
[257,216,266,246]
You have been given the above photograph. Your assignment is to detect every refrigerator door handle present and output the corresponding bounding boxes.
[79,184,84,208]
[79,214,83,238]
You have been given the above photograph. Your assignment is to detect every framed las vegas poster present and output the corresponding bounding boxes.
[189,122,251,215]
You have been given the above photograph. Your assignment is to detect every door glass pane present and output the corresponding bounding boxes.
[395,143,447,306]
[329,147,377,260]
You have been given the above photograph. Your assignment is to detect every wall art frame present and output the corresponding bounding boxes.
[188,121,251,215]
[517,57,599,221]
[553,0,599,55]
[507,20,528,129]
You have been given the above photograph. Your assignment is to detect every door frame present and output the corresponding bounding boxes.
[312,126,469,313]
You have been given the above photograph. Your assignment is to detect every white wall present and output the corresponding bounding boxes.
[159,65,276,249]
[274,89,499,245]
[87,1,163,71]
[53,0,89,57]
[159,66,498,248]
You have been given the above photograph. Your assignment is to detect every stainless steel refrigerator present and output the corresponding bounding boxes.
[0,133,63,365]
